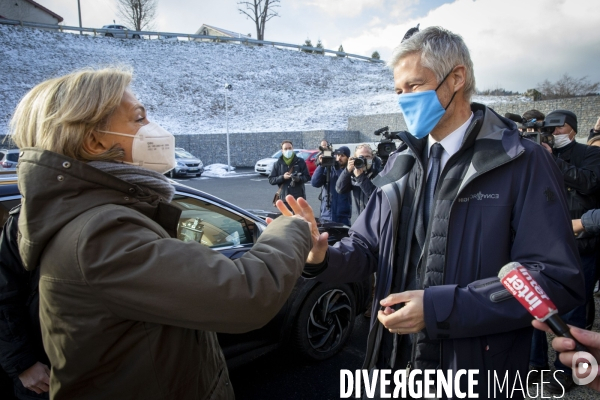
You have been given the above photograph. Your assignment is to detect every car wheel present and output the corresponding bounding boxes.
[293,283,356,360]
[196,173,202,177]
[133,34,140,39]
[105,33,113,37]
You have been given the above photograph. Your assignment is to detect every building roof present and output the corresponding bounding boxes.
[196,24,250,38]
[22,0,64,23]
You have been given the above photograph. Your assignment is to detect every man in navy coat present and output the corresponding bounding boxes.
[280,26,584,399]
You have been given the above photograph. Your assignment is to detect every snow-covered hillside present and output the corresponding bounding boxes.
[0,25,528,135]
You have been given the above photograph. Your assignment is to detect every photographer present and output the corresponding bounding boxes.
[531,109,600,393]
[522,109,545,132]
[314,140,332,167]
[311,146,352,225]
[335,144,382,215]
[268,140,310,210]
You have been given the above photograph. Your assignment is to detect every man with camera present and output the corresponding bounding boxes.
[311,146,352,225]
[268,140,310,210]
[335,144,382,215]
[531,109,600,393]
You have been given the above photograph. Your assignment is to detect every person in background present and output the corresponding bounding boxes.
[532,109,600,393]
[311,146,352,225]
[336,144,382,216]
[268,140,310,210]
[588,116,600,141]
[0,205,50,400]
[9,67,315,400]
[588,135,600,147]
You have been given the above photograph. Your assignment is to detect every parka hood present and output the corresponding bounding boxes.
[17,149,163,271]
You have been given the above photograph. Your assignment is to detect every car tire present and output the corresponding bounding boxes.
[105,33,113,37]
[196,173,202,177]
[293,283,356,360]
[133,34,140,39]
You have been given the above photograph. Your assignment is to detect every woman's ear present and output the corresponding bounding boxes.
[82,131,109,156]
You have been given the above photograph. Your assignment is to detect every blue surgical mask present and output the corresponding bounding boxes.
[283,150,293,158]
[397,70,457,139]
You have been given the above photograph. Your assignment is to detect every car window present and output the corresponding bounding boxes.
[296,151,312,160]
[171,195,256,249]
[175,149,196,159]
[6,153,19,162]
[270,150,282,158]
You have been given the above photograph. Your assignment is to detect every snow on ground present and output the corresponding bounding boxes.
[203,164,237,177]
[0,25,530,136]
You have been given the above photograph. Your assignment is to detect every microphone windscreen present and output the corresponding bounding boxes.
[498,262,520,279]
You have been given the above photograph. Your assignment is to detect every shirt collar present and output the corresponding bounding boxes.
[427,112,474,159]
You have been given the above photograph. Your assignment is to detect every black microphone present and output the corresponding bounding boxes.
[499,262,588,352]
[373,126,389,136]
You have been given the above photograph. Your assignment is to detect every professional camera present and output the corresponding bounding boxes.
[289,172,303,187]
[373,126,404,166]
[319,149,336,168]
[353,155,367,169]
[316,143,335,168]
[504,113,558,148]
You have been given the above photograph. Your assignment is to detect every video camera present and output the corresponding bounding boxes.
[318,143,336,168]
[505,113,564,148]
[373,126,404,166]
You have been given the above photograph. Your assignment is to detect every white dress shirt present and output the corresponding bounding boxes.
[426,113,474,176]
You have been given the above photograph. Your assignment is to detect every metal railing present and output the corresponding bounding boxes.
[0,18,385,63]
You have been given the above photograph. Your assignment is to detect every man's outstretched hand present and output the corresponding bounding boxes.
[266,195,329,264]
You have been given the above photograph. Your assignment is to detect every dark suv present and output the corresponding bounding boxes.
[0,173,369,368]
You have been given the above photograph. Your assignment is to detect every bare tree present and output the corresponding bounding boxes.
[536,74,600,100]
[238,0,281,41]
[116,0,158,31]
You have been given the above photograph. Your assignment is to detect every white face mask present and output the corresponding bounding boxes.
[100,122,176,174]
[282,149,293,158]
[553,132,573,149]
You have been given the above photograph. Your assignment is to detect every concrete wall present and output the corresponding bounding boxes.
[348,96,600,140]
[0,129,361,167]
[0,0,61,25]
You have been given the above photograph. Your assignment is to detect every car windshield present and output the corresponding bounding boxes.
[175,149,196,159]
[296,151,313,160]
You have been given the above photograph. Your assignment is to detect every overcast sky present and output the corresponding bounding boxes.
[39,0,600,92]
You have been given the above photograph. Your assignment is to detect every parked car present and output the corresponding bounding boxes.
[0,149,19,172]
[166,147,204,178]
[0,172,370,369]
[101,24,140,39]
[255,149,319,177]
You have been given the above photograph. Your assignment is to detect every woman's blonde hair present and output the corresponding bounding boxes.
[9,66,133,161]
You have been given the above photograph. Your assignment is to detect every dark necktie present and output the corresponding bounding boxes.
[424,143,444,228]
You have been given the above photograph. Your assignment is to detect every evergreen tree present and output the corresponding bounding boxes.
[315,39,324,55]
[337,44,345,57]
[371,51,380,60]
[302,38,313,53]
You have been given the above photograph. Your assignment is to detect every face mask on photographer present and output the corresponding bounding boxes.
[100,121,176,174]
[397,69,458,139]
[552,126,575,149]
[366,159,373,169]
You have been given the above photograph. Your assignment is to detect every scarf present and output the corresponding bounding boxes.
[283,154,295,166]
[88,161,175,202]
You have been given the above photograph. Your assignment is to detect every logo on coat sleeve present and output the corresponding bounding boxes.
[457,191,500,202]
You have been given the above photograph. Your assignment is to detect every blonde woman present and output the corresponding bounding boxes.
[10,67,317,399]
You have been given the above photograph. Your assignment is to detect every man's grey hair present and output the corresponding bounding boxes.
[388,26,476,102]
